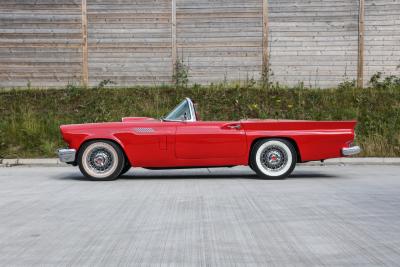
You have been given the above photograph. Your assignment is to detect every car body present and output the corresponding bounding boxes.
[59,98,360,180]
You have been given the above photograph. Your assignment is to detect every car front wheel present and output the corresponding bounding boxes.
[78,140,125,181]
[250,139,297,179]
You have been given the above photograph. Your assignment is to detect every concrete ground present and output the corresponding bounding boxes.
[0,165,399,266]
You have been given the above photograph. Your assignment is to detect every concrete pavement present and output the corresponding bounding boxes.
[0,165,400,266]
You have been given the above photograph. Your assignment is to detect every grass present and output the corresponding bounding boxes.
[0,80,399,158]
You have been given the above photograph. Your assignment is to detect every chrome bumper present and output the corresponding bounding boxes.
[58,148,76,163]
[342,146,361,156]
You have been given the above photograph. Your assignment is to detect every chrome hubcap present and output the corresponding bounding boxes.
[94,152,108,167]
[87,148,113,173]
[260,146,288,171]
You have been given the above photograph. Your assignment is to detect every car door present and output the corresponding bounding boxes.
[175,121,247,159]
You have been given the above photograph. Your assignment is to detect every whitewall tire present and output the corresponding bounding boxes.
[250,139,297,179]
[78,140,125,181]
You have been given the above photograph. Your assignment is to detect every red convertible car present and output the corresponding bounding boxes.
[58,98,360,181]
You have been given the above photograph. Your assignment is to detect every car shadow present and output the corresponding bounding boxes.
[56,169,338,181]
[120,173,259,180]
[120,171,337,180]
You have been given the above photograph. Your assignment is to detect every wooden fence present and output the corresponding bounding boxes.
[0,0,399,88]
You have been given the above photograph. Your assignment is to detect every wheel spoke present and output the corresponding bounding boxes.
[87,147,114,174]
[260,145,288,172]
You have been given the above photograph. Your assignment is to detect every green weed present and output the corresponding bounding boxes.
[0,81,399,158]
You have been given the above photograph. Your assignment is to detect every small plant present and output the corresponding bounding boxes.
[66,82,80,91]
[96,79,116,89]
[65,82,82,98]
[261,62,274,90]
[338,80,356,90]
[369,72,383,87]
[173,58,189,88]
[261,37,274,89]
[245,75,257,89]
[369,72,400,90]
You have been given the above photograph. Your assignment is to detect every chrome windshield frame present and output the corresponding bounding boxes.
[162,98,197,122]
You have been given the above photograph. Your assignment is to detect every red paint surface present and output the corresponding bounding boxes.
[60,118,356,167]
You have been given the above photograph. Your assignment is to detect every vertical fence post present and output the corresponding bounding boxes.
[81,0,89,87]
[171,0,177,82]
[262,0,270,81]
[357,0,365,88]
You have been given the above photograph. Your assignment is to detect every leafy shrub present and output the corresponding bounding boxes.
[0,75,399,158]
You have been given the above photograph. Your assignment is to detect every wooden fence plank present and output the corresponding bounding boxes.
[81,0,88,86]
[172,0,177,79]
[357,0,365,88]
[262,0,269,80]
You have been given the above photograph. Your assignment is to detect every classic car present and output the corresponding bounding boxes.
[58,98,360,181]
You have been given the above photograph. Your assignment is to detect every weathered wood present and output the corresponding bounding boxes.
[357,0,365,88]
[0,0,399,88]
[171,0,177,80]
[268,0,359,87]
[86,0,172,86]
[81,0,88,86]
[364,0,400,85]
[262,0,269,80]
[176,0,263,84]
[0,0,82,87]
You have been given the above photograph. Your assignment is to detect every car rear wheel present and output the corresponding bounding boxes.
[78,140,125,181]
[250,139,297,179]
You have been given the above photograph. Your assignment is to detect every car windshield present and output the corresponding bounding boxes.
[163,99,192,121]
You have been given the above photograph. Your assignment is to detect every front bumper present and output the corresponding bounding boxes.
[342,146,361,156]
[58,148,76,163]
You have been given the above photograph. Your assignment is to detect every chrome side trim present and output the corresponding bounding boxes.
[342,146,361,156]
[58,148,76,163]
[134,127,155,133]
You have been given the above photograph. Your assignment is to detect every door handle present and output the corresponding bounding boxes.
[226,124,241,129]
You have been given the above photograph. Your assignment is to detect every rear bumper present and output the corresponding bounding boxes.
[342,146,361,156]
[58,148,76,163]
